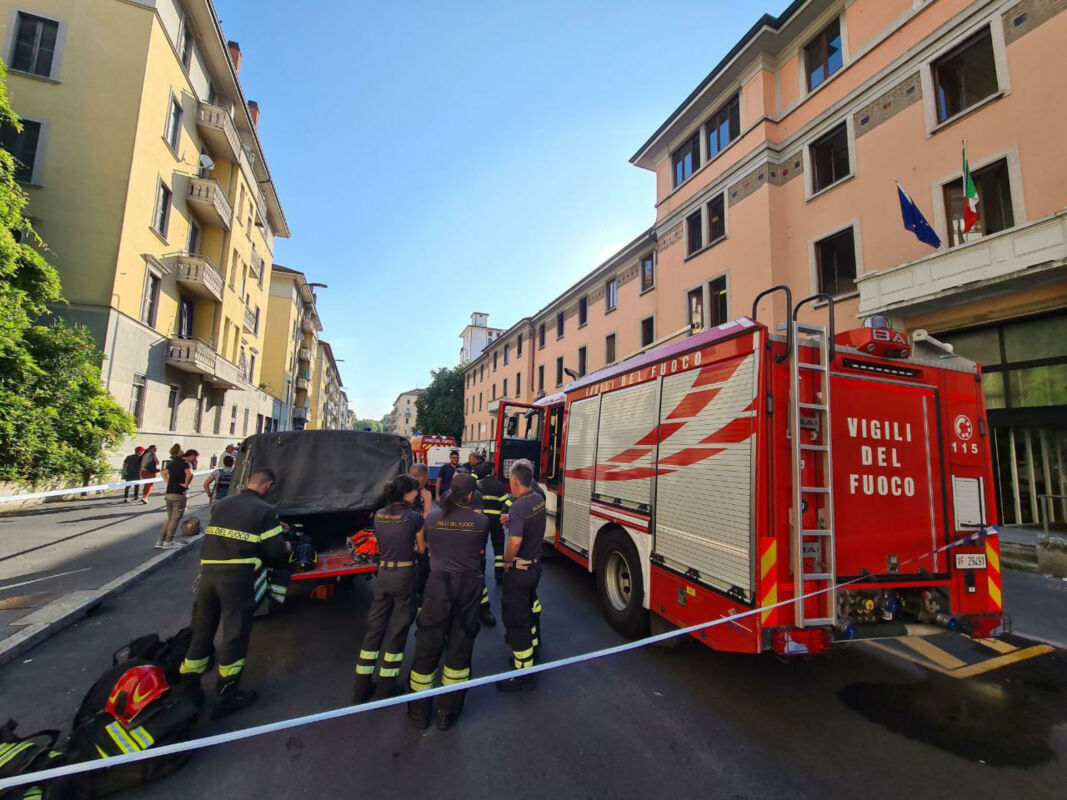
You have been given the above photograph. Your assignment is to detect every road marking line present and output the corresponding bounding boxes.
[898,636,967,670]
[948,645,1054,679]
[976,636,1016,654]
[0,568,91,593]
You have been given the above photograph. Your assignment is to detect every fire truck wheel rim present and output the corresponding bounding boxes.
[604,551,633,612]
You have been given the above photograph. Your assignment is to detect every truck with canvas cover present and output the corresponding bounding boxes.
[491,289,1050,671]
[232,430,413,586]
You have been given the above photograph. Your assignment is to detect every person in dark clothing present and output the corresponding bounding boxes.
[157,450,198,549]
[474,460,508,584]
[407,474,488,731]
[121,446,144,502]
[498,459,547,692]
[353,475,425,703]
[204,455,235,502]
[436,450,459,499]
[139,445,160,503]
[409,463,433,607]
[178,469,291,720]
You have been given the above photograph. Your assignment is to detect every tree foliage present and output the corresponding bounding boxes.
[414,366,464,442]
[0,63,134,484]
[352,417,385,432]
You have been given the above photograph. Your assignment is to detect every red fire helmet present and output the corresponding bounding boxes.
[106,665,169,726]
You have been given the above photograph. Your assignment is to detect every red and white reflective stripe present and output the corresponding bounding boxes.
[590,502,649,532]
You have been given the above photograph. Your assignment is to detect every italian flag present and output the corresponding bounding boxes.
[962,142,979,234]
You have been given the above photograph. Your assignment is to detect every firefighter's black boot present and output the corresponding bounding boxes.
[211,676,258,720]
[479,604,496,628]
[496,671,535,692]
[179,673,205,708]
[352,674,375,704]
[436,709,460,731]
[407,701,431,730]
[370,676,400,701]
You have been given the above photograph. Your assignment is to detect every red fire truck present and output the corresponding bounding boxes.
[491,288,1009,658]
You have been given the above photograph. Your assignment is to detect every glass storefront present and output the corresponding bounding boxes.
[940,311,1067,527]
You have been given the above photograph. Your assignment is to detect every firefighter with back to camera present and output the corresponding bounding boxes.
[406,474,489,731]
[178,468,291,719]
[498,459,546,692]
[352,474,426,703]
[474,460,508,584]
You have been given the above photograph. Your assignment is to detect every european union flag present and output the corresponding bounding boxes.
[897,183,941,249]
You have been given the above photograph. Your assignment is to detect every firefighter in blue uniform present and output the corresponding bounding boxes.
[498,460,546,691]
[474,461,508,584]
[352,474,425,702]
[406,474,489,730]
[178,468,291,719]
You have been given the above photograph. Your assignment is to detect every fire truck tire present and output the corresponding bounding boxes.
[595,530,649,638]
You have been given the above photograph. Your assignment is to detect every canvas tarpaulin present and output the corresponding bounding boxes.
[232,430,412,517]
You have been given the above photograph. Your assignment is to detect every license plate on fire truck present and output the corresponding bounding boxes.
[955,553,987,569]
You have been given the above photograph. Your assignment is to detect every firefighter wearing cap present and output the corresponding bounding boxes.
[474,460,508,584]
[498,459,546,692]
[407,473,488,731]
[178,468,290,720]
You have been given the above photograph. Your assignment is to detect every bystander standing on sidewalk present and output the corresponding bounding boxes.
[203,454,235,503]
[122,446,145,503]
[139,445,160,504]
[157,449,198,549]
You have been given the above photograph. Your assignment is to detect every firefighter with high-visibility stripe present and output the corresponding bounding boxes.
[498,459,546,692]
[352,475,425,703]
[407,474,488,731]
[178,468,291,720]
[474,461,508,584]
[501,471,546,657]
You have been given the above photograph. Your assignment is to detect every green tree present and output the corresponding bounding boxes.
[353,417,384,432]
[0,62,134,484]
[414,366,464,441]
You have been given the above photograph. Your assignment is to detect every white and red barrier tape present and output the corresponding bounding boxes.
[0,471,216,506]
[0,529,1000,791]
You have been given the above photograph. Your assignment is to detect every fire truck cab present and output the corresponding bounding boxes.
[491,288,1009,657]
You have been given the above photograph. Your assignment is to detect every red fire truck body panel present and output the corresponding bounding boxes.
[535,315,1003,654]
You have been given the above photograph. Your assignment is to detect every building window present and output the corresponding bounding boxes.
[815,227,857,297]
[179,21,194,68]
[706,94,740,159]
[606,278,618,311]
[517,334,523,357]
[503,378,508,397]
[708,194,725,243]
[686,210,703,255]
[577,346,587,378]
[578,296,588,327]
[165,96,182,151]
[538,365,545,392]
[230,404,238,435]
[243,408,250,436]
[166,386,180,432]
[641,316,655,347]
[492,383,497,401]
[709,276,728,328]
[152,180,172,239]
[805,19,843,92]
[688,287,704,333]
[213,403,222,435]
[478,392,483,410]
[141,271,161,326]
[480,365,484,381]
[538,323,546,349]
[186,220,201,254]
[932,27,998,124]
[606,333,616,364]
[810,123,850,194]
[130,374,147,426]
[493,351,498,371]
[556,312,564,339]
[10,12,59,78]
[640,254,654,292]
[942,157,1014,247]
[516,372,521,395]
[555,356,564,387]
[672,131,700,187]
[504,343,511,364]
[1,119,41,183]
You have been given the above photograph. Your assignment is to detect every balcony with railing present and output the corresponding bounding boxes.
[166,338,244,390]
[195,102,241,163]
[298,345,311,363]
[295,376,309,390]
[243,304,258,334]
[250,249,264,280]
[187,177,233,230]
[172,254,224,302]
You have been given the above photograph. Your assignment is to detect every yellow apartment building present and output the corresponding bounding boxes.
[388,389,424,438]
[463,0,1067,525]
[307,339,344,430]
[0,0,289,464]
[264,264,323,430]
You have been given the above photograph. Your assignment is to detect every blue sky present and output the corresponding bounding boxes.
[219,0,791,418]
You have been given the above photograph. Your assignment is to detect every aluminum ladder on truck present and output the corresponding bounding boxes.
[790,294,837,628]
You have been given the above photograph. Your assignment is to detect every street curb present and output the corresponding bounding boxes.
[0,536,202,668]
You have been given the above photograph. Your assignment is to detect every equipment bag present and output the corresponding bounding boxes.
[0,720,71,800]
[110,627,192,686]
[65,694,198,796]
[180,518,202,538]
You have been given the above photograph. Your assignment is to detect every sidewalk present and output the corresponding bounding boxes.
[0,490,210,664]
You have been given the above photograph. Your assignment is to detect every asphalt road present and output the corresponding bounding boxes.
[0,540,1063,799]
